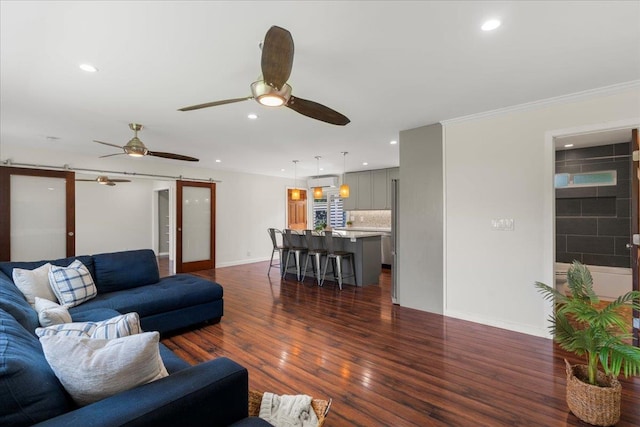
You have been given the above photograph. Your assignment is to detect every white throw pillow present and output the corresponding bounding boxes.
[12,263,57,306]
[35,296,72,327]
[48,260,97,307]
[40,332,168,406]
[35,312,141,339]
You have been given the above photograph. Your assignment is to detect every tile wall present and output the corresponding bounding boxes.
[555,142,631,268]
[346,210,391,228]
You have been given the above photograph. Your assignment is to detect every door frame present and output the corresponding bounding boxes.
[544,118,640,340]
[0,166,75,261]
[175,180,216,273]
[631,128,639,346]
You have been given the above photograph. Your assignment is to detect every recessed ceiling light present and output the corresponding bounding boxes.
[79,63,98,72]
[320,167,324,171]
[281,168,286,172]
[481,19,501,31]
[215,159,221,163]
[247,113,258,120]
[390,140,398,145]
[362,162,368,166]
[564,144,574,148]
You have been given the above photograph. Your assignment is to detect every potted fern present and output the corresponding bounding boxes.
[535,261,640,426]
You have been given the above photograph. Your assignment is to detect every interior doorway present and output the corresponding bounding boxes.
[157,189,170,256]
[551,124,639,347]
[286,188,307,230]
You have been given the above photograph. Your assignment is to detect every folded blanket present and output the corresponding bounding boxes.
[259,392,319,427]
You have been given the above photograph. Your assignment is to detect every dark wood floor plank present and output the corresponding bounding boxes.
[161,261,640,426]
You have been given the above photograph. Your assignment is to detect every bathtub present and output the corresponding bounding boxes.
[555,262,632,300]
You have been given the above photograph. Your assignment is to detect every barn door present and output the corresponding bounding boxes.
[176,180,215,273]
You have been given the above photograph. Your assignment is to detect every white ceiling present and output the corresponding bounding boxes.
[1,1,639,178]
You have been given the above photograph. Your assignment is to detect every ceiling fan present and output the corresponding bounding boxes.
[76,175,131,186]
[94,123,199,162]
[179,26,350,126]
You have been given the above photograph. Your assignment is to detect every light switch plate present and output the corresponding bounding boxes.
[491,218,515,231]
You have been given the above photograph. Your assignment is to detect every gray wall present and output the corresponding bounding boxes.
[398,123,443,313]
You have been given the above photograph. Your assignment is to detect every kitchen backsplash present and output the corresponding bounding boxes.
[346,210,391,228]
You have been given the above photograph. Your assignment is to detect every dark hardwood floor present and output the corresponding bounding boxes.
[161,261,640,426]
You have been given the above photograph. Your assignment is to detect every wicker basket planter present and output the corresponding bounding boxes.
[248,390,331,427]
[565,360,621,426]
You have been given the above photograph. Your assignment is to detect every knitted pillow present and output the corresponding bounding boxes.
[48,260,97,307]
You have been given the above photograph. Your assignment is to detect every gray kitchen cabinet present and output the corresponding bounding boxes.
[372,169,388,209]
[342,172,359,211]
[357,171,372,209]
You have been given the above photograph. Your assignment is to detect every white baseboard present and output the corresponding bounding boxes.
[444,309,551,339]
[216,256,271,268]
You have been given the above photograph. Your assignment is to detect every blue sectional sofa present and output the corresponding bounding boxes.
[0,249,271,427]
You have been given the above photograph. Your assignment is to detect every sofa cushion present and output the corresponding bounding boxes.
[93,249,160,293]
[0,309,73,426]
[0,273,39,332]
[12,263,57,306]
[35,297,72,327]
[40,331,169,406]
[36,312,141,339]
[0,255,95,284]
[48,260,97,308]
[69,274,223,318]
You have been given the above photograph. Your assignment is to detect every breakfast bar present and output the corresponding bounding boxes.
[281,230,382,286]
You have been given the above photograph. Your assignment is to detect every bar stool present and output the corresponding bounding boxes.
[321,231,356,290]
[283,229,308,281]
[301,230,327,285]
[267,228,288,276]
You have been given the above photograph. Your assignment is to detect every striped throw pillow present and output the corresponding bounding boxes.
[35,312,141,339]
[48,260,97,307]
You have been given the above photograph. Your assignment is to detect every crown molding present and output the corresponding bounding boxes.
[440,80,640,126]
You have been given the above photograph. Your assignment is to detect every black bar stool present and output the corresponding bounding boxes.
[321,231,356,290]
[267,228,288,276]
[283,229,308,281]
[301,230,326,285]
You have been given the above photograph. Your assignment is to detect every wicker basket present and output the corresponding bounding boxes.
[565,359,621,426]
[248,390,331,427]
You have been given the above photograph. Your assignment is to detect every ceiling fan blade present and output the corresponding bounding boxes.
[261,26,294,90]
[286,96,350,126]
[93,140,124,149]
[108,179,131,183]
[99,153,126,158]
[106,182,117,186]
[75,179,96,182]
[178,97,252,111]
[147,151,199,162]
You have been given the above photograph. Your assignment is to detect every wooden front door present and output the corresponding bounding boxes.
[287,189,307,230]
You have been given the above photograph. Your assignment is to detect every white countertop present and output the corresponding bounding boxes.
[330,230,386,239]
[333,226,391,233]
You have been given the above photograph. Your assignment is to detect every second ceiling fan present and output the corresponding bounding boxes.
[179,26,350,126]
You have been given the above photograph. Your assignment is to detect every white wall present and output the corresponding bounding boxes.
[76,177,155,254]
[1,145,293,266]
[442,86,640,337]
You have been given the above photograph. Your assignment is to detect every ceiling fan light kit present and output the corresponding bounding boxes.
[94,123,199,162]
[179,26,350,126]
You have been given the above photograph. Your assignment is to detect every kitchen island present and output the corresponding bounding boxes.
[282,230,382,286]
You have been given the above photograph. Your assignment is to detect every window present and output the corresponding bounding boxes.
[312,190,346,229]
[554,170,617,189]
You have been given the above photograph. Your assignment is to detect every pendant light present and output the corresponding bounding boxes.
[339,151,350,198]
[291,160,300,200]
[313,156,323,199]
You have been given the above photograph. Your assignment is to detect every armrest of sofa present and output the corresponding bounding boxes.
[33,357,250,427]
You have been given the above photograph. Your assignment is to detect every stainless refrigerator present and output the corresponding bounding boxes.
[391,178,399,304]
